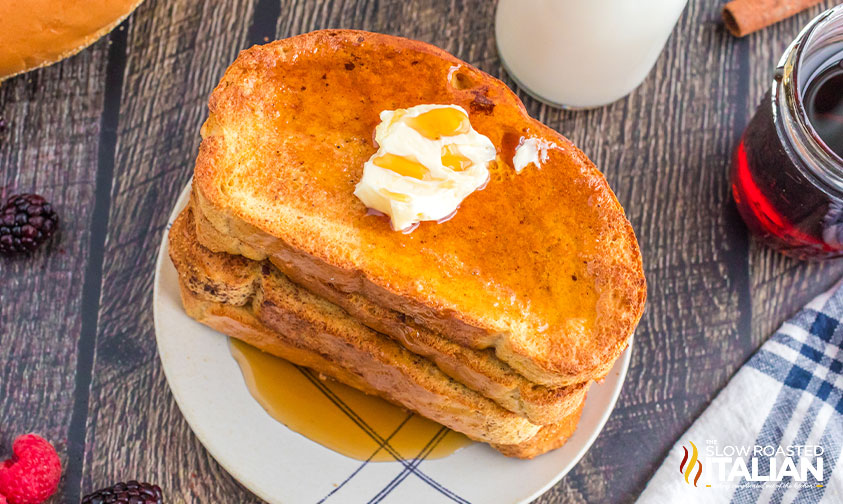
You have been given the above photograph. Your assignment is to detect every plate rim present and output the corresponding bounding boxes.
[152,180,632,504]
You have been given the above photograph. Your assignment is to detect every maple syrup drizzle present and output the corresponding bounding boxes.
[373,153,429,180]
[440,145,472,171]
[407,107,470,140]
[229,339,473,462]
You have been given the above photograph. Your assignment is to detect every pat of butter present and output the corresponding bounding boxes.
[513,137,554,173]
[354,104,496,232]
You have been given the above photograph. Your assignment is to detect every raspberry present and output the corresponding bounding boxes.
[0,193,59,257]
[0,434,61,504]
[82,481,163,504]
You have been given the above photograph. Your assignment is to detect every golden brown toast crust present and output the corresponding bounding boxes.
[191,192,588,425]
[171,207,584,456]
[178,283,583,458]
[491,400,584,459]
[169,207,542,445]
[192,30,646,386]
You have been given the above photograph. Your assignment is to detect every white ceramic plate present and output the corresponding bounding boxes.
[153,182,632,504]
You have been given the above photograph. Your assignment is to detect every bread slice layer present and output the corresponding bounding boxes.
[192,30,646,386]
[170,207,542,445]
[192,194,588,425]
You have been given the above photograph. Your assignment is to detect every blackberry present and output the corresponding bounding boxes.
[81,480,163,504]
[0,193,58,256]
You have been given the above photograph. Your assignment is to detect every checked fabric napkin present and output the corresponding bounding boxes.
[637,280,843,504]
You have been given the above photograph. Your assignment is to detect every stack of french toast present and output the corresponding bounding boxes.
[168,30,646,459]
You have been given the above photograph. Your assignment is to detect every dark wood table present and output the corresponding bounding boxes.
[2,1,843,502]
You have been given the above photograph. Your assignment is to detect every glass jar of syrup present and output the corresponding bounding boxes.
[732,6,843,260]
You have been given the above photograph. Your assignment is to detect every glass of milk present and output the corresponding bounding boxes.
[495,0,688,109]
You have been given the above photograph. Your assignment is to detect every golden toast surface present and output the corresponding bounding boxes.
[193,29,646,386]
[491,400,583,459]
[170,207,584,455]
[190,196,588,425]
[169,207,543,445]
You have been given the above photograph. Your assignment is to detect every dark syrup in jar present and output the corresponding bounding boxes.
[731,57,843,259]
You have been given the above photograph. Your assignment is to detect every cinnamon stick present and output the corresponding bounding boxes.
[723,0,825,37]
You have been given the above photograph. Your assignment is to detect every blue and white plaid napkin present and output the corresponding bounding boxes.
[637,280,843,504]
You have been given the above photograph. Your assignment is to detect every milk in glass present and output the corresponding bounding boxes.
[495,0,688,109]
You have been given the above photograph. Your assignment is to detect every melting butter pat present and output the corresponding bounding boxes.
[354,104,495,232]
[513,137,555,173]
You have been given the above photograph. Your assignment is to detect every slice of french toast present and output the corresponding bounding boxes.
[192,192,588,425]
[491,400,583,459]
[170,206,541,445]
[192,29,646,387]
[170,206,585,455]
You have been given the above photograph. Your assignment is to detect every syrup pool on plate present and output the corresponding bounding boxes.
[229,339,473,461]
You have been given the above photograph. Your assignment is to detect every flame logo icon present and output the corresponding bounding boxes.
[679,441,703,487]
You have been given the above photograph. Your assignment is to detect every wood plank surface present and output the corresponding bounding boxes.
[0,0,841,503]
[0,37,112,502]
[82,0,843,502]
[534,2,750,501]
[80,1,262,502]
[745,2,843,348]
